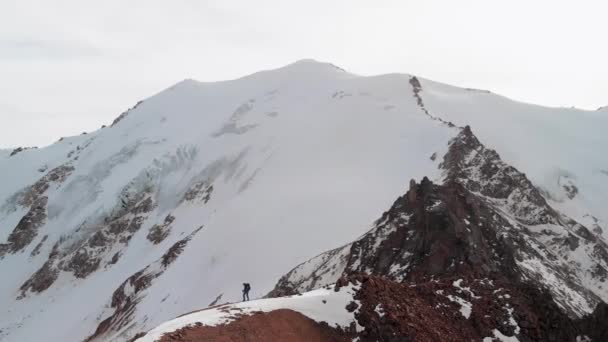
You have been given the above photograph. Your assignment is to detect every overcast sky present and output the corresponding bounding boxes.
[1,0,606,148]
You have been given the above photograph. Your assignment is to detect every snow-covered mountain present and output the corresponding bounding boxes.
[0,59,606,341]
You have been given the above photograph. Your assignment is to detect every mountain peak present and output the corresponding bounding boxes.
[279,58,347,74]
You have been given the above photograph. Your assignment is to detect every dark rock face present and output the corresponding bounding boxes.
[271,126,608,339]
[161,225,203,267]
[348,178,519,282]
[18,240,63,297]
[84,269,152,342]
[578,302,608,341]
[29,234,48,257]
[18,193,157,297]
[272,178,521,296]
[85,225,205,341]
[6,197,48,253]
[18,164,74,207]
[0,164,75,258]
[339,274,599,342]
[147,214,175,244]
[9,146,37,157]
[440,126,555,225]
[18,258,59,297]
[208,293,223,307]
[61,194,156,280]
[111,100,143,127]
[66,248,102,279]
[182,181,213,204]
[409,76,457,128]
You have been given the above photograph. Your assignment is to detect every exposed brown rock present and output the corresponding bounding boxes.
[440,126,555,225]
[409,76,458,128]
[345,178,519,282]
[88,231,109,248]
[86,226,205,341]
[271,130,608,316]
[108,251,121,266]
[65,248,101,278]
[6,196,48,253]
[111,100,143,127]
[147,214,175,244]
[148,273,606,342]
[2,164,73,257]
[19,258,59,297]
[18,164,74,207]
[162,226,202,267]
[30,234,48,257]
[18,193,156,298]
[132,197,155,215]
[345,274,585,342]
[85,270,151,341]
[9,146,37,157]
[182,181,213,204]
[157,309,352,342]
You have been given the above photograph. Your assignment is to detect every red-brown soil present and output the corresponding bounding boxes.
[342,274,582,342]
[158,309,351,342]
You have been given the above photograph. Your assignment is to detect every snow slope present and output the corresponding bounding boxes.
[0,59,605,341]
[135,284,360,342]
[419,80,608,230]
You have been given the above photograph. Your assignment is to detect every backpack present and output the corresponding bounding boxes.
[244,283,251,291]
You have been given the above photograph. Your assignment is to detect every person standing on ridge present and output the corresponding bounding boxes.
[242,283,251,301]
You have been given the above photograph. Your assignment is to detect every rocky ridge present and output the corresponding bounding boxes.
[271,127,608,321]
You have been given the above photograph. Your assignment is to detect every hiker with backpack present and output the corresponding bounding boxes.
[242,283,251,301]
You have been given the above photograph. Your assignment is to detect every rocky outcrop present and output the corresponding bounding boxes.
[147,214,175,244]
[161,226,203,267]
[85,225,204,341]
[440,126,556,225]
[3,197,48,254]
[29,234,48,257]
[409,76,457,128]
[182,181,213,204]
[156,309,352,342]
[141,271,606,342]
[111,101,143,127]
[441,127,608,313]
[18,242,62,297]
[338,274,602,342]
[0,164,75,257]
[272,177,520,294]
[18,193,156,297]
[62,194,155,280]
[271,126,608,319]
[579,302,608,341]
[17,164,74,207]
[18,258,59,297]
[9,146,37,157]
